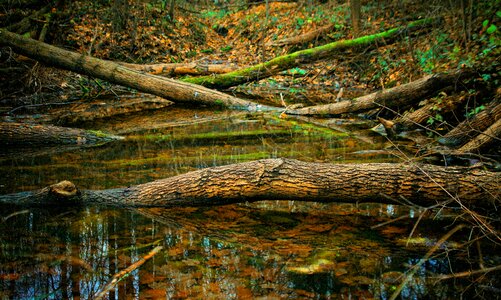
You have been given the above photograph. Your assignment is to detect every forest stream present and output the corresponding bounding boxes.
[1,103,497,299]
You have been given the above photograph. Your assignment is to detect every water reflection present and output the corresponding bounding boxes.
[0,108,396,194]
[0,203,491,299]
[1,108,497,298]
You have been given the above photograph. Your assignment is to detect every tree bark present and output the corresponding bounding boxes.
[0,122,123,146]
[0,29,276,111]
[1,158,498,210]
[286,71,465,116]
[184,18,436,89]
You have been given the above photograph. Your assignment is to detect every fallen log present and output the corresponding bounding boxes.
[286,71,465,116]
[0,158,498,209]
[119,61,239,76]
[44,96,173,125]
[0,28,276,111]
[0,122,123,146]
[439,101,501,147]
[267,24,336,47]
[455,117,501,154]
[184,18,435,89]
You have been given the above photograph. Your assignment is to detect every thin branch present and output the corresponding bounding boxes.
[434,264,501,280]
[94,245,163,300]
[389,224,466,300]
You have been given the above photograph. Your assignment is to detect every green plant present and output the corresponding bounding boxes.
[289,67,307,76]
[426,113,443,126]
[426,94,445,126]
[295,17,305,29]
[201,48,214,54]
[220,45,232,52]
[465,105,486,118]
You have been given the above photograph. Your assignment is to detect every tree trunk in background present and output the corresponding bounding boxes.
[168,0,175,22]
[112,0,128,32]
[185,18,436,89]
[0,29,275,111]
[350,0,361,36]
[1,158,498,210]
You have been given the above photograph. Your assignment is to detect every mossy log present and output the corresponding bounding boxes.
[287,71,465,116]
[1,158,498,210]
[0,29,276,111]
[0,122,123,146]
[184,18,435,89]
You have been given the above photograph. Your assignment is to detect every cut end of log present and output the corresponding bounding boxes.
[49,180,78,197]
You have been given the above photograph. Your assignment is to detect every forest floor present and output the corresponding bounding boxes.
[1,1,499,114]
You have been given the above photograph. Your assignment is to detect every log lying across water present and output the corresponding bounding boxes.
[0,158,498,209]
[0,122,123,146]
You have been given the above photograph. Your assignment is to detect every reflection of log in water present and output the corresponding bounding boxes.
[0,158,498,210]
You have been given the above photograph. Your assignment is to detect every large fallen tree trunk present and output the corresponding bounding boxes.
[184,18,435,89]
[286,71,465,116]
[0,28,276,111]
[1,158,498,209]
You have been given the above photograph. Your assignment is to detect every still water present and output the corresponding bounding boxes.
[0,106,497,299]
